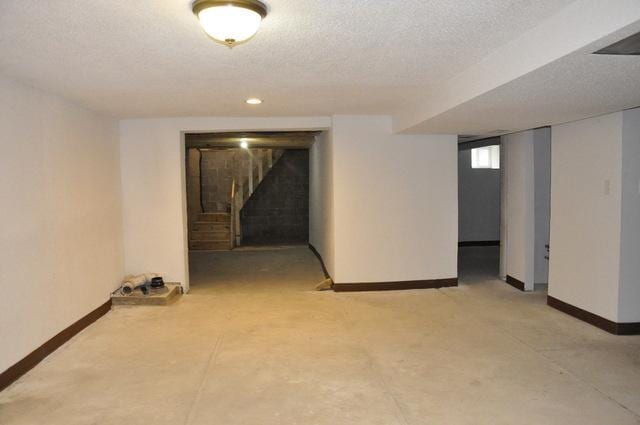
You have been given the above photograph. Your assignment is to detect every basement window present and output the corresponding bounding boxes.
[471,145,500,169]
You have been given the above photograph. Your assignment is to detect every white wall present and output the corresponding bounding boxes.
[119,117,331,291]
[309,130,335,278]
[618,108,640,323]
[499,142,507,279]
[458,148,500,242]
[120,115,457,288]
[0,75,124,373]
[331,116,458,283]
[502,130,536,289]
[502,128,550,290]
[549,113,623,321]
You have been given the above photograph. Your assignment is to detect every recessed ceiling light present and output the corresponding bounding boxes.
[240,139,249,149]
[192,0,268,48]
[246,98,263,105]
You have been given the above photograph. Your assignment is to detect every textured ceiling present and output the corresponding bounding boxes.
[415,49,640,136]
[0,0,574,118]
[401,7,640,136]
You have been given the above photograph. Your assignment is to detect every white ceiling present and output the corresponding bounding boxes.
[2,0,639,135]
[0,0,574,119]
[396,0,640,135]
[415,47,640,137]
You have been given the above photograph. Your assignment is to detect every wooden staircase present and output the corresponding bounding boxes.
[188,148,285,251]
[188,212,232,251]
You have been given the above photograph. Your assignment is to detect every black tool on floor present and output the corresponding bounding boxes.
[150,277,165,288]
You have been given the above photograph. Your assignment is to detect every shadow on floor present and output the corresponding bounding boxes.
[458,246,500,283]
[188,245,325,294]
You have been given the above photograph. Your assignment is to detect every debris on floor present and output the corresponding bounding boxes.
[120,273,162,294]
[112,274,181,306]
[315,278,333,291]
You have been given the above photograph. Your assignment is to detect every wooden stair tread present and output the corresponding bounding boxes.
[189,232,230,241]
[191,222,230,231]
[198,213,230,223]
[189,240,232,250]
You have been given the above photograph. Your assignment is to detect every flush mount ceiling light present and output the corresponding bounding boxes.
[246,97,263,105]
[192,0,268,48]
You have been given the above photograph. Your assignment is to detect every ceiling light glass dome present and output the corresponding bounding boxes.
[193,0,268,48]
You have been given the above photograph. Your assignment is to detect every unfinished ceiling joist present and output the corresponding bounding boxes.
[186,131,320,149]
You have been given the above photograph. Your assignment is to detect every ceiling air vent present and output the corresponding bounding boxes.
[594,31,640,55]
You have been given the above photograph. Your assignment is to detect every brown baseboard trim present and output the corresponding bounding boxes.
[617,322,640,335]
[0,299,112,392]
[547,296,640,335]
[506,275,525,291]
[458,240,500,247]
[333,278,458,292]
[308,243,331,280]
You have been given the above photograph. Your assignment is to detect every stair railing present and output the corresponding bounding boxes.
[229,180,236,249]
[231,179,243,246]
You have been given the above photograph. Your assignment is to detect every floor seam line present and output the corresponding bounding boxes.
[533,349,640,419]
[438,287,640,420]
[183,334,225,425]
[335,295,412,425]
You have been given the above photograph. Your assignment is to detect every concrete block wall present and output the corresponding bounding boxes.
[200,149,237,212]
[186,148,202,223]
[241,150,309,244]
[187,148,260,215]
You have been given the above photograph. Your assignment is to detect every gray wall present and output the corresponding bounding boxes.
[458,148,501,242]
[533,129,551,285]
[241,150,309,244]
[200,149,236,212]
[619,108,640,322]
[187,148,261,215]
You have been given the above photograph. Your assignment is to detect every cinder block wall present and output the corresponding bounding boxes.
[241,150,309,244]
[200,149,237,212]
[186,148,202,223]
[187,148,254,214]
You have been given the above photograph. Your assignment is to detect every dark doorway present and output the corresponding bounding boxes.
[457,137,502,282]
[185,132,315,251]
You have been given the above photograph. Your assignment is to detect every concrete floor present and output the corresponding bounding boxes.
[1,246,640,424]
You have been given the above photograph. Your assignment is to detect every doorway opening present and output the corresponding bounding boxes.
[457,137,502,282]
[184,131,326,293]
[185,131,317,251]
[458,129,552,292]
